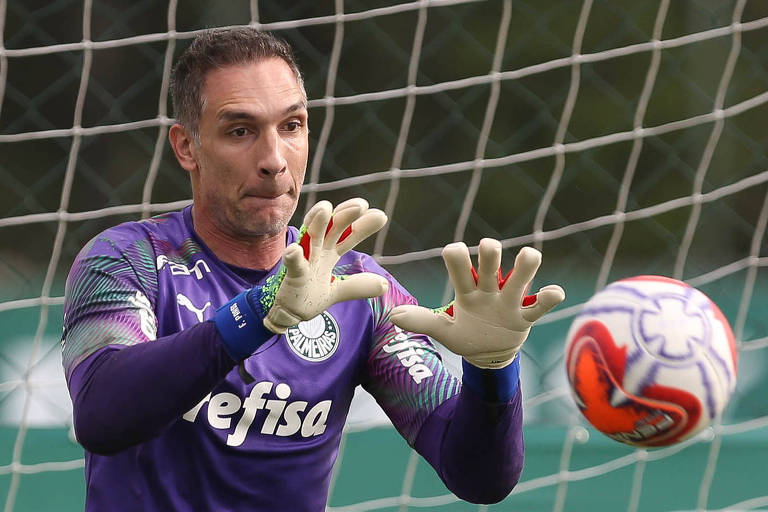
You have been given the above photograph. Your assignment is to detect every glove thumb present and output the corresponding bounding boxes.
[389,305,451,340]
[332,273,389,303]
[520,284,566,323]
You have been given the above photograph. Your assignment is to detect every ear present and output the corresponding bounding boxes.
[169,123,198,173]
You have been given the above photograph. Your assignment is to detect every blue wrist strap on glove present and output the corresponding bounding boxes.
[214,289,274,362]
[461,354,520,402]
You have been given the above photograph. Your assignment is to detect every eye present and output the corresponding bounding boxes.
[229,127,249,137]
[283,120,303,132]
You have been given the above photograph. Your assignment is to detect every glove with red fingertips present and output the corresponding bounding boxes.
[389,239,565,369]
[262,198,390,334]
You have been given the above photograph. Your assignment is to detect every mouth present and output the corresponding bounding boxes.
[241,196,284,208]
[244,193,281,200]
[239,192,296,211]
[242,189,288,200]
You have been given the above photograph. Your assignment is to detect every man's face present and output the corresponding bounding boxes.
[190,58,308,238]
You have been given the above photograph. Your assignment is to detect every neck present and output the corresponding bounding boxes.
[191,207,286,270]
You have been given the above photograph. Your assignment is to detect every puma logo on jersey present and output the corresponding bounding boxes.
[381,327,434,384]
[182,382,331,446]
[157,255,211,280]
[177,293,211,322]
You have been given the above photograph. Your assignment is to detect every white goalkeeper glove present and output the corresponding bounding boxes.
[262,198,389,334]
[389,238,565,369]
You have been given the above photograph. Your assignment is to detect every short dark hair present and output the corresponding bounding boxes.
[170,27,304,139]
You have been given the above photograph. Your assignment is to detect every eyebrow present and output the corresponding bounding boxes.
[217,101,308,123]
[285,100,308,114]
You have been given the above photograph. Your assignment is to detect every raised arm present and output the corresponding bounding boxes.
[67,199,389,455]
[370,239,564,503]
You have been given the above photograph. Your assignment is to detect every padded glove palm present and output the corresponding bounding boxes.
[262,198,389,333]
[389,239,564,369]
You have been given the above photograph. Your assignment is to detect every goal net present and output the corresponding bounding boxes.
[2,0,768,510]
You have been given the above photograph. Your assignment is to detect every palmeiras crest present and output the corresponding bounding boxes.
[285,312,340,362]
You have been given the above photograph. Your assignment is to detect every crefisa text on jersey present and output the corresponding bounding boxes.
[382,326,433,384]
[182,381,332,446]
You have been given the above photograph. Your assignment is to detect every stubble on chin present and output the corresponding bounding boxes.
[227,199,297,239]
[231,210,287,237]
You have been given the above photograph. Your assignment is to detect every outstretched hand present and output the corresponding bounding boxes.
[263,198,389,333]
[389,239,565,369]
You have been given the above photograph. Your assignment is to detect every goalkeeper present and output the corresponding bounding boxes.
[62,28,565,511]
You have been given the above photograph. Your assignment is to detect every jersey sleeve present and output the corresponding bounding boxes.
[362,271,461,445]
[62,230,159,380]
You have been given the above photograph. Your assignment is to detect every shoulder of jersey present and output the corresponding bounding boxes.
[88,210,187,249]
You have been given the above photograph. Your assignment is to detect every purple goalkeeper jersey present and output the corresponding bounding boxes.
[62,206,523,511]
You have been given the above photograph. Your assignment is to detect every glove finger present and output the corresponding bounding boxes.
[333,197,369,214]
[334,209,388,255]
[302,200,332,229]
[303,201,333,253]
[476,238,502,292]
[501,246,541,302]
[282,243,310,279]
[442,242,476,295]
[520,284,565,323]
[389,304,452,340]
[324,203,364,250]
[331,273,389,302]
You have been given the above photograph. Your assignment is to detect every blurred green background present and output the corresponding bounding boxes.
[2,0,768,510]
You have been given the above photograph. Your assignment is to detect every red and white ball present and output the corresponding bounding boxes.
[564,276,737,447]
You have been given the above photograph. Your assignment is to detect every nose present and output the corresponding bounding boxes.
[259,128,287,177]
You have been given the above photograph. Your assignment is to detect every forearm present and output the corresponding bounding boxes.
[390,240,563,503]
[413,359,524,504]
[68,321,237,455]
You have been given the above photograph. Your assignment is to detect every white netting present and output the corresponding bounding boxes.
[2,1,768,511]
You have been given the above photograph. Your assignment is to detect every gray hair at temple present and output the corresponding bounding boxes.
[170,27,305,141]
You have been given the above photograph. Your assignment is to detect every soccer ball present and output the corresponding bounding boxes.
[564,275,737,447]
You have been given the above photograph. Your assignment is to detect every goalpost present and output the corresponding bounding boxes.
[1,0,768,511]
